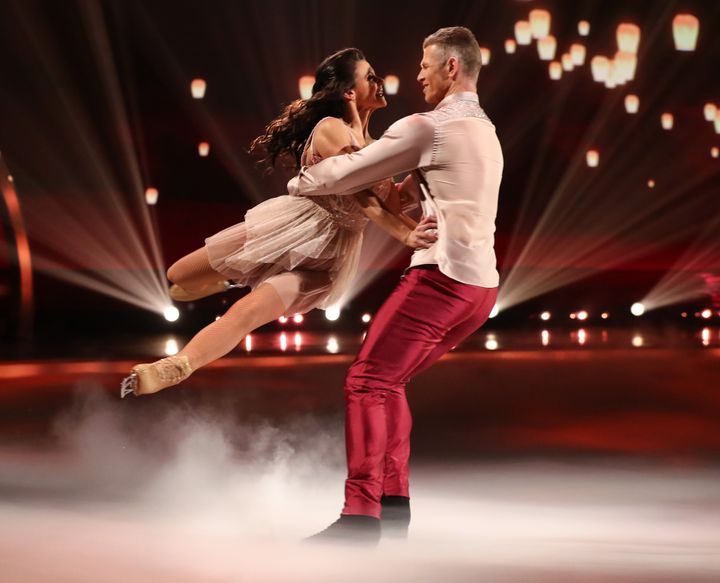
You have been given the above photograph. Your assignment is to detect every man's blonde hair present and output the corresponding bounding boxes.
[423,26,482,81]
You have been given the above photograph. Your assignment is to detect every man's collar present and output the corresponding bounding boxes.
[435,91,479,109]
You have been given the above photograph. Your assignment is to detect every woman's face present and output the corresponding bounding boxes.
[352,59,387,112]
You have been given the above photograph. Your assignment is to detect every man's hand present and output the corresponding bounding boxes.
[404,216,438,249]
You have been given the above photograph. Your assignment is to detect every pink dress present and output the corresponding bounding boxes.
[205,118,392,314]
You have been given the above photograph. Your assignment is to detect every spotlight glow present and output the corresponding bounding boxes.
[145,187,158,205]
[489,305,500,319]
[625,94,639,114]
[515,20,532,45]
[578,20,590,36]
[294,332,302,350]
[326,336,339,354]
[549,61,562,80]
[570,43,586,65]
[164,338,179,356]
[198,142,210,157]
[529,9,551,40]
[361,313,372,323]
[673,14,699,51]
[577,310,589,321]
[244,334,252,352]
[647,179,656,188]
[505,39,517,54]
[577,329,587,345]
[485,336,499,351]
[537,35,557,61]
[701,309,712,319]
[292,314,304,324]
[540,311,551,321]
[661,113,674,130]
[601,312,609,319]
[541,330,550,346]
[480,47,491,66]
[632,335,644,347]
[586,149,599,167]
[279,332,288,351]
[711,147,719,159]
[163,306,179,322]
[324,306,341,321]
[278,316,288,324]
[631,302,646,316]
[298,76,314,99]
[190,78,206,99]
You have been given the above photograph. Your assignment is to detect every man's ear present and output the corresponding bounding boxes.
[447,56,460,79]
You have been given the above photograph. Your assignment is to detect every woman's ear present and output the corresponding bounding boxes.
[344,89,357,103]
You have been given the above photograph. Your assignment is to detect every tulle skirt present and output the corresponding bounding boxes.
[205,195,363,314]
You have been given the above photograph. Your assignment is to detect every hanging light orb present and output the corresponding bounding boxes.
[591,56,610,82]
[384,75,399,95]
[190,78,206,99]
[614,51,637,81]
[549,61,562,80]
[586,149,599,167]
[145,187,159,205]
[537,35,557,61]
[661,112,674,130]
[515,20,532,45]
[298,76,315,99]
[480,47,491,66]
[570,43,586,66]
[529,9,552,39]
[711,147,719,159]
[703,103,716,122]
[561,53,574,71]
[198,142,210,157]
[505,39,517,54]
[578,20,591,36]
[625,94,640,114]
[617,23,641,54]
[673,14,699,51]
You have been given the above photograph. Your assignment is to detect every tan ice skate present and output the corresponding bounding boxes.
[169,280,232,302]
[120,355,193,398]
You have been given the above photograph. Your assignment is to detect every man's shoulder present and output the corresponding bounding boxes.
[386,112,436,135]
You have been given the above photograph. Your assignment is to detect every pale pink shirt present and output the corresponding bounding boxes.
[287,92,503,288]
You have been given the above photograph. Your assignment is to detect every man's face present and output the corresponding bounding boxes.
[417,44,451,105]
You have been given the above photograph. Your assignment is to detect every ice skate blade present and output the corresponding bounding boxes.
[120,373,138,398]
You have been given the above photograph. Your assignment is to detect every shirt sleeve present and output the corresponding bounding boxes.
[287,114,435,197]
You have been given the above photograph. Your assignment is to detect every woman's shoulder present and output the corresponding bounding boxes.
[312,116,348,138]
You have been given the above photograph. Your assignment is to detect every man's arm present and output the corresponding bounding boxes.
[287,114,435,197]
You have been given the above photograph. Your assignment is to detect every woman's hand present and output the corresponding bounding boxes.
[404,216,438,249]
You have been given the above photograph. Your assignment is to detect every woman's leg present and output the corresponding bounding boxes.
[167,247,225,291]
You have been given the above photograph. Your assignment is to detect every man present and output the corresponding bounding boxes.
[288,26,503,544]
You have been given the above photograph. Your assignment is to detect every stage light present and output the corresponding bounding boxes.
[163,306,179,322]
[701,328,710,346]
[278,315,288,324]
[485,336,499,351]
[198,142,210,157]
[164,338,179,356]
[541,330,550,346]
[529,9,551,40]
[384,75,399,95]
[712,147,719,159]
[570,43,586,66]
[604,63,619,89]
[647,179,656,188]
[661,113,674,130]
[480,47,491,66]
[577,329,587,345]
[293,313,304,324]
[190,78,206,99]
[244,334,252,352]
[714,112,720,134]
[591,56,610,82]
[489,305,499,318]
[294,332,302,350]
[681,312,688,318]
[704,103,716,122]
[570,312,577,320]
[578,20,590,37]
[298,76,314,99]
[586,149,599,167]
[327,336,339,354]
[701,308,712,319]
[515,21,532,45]
[632,335,644,348]
[625,94,639,114]
[537,35,557,61]
[505,39,517,54]
[614,51,637,81]
[145,187,158,205]
[549,61,562,80]
[673,14,699,51]
[577,310,588,321]
[361,313,372,323]
[7,174,14,183]
[601,312,609,319]
[540,311,551,321]
[561,54,574,71]
[324,306,341,321]
[631,302,645,316]
[617,23,641,54]
[279,332,288,351]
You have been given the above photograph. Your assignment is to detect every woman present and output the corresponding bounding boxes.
[121,48,437,397]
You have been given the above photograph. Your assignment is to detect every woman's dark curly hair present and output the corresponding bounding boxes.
[250,48,365,171]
